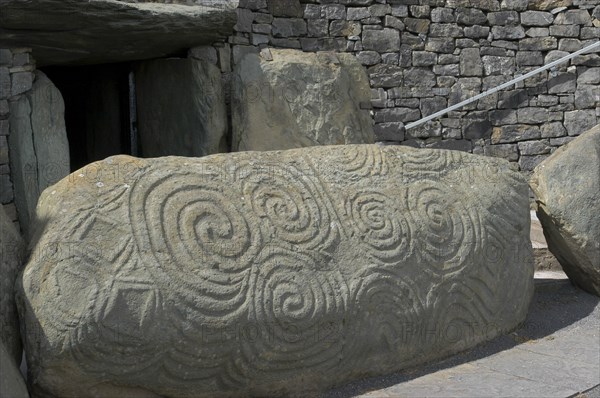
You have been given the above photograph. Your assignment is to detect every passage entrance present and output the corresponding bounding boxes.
[41,63,134,171]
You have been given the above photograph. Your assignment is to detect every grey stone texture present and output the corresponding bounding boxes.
[232,49,374,151]
[10,72,33,96]
[373,122,405,141]
[519,37,558,51]
[268,0,302,18]
[135,58,228,158]
[564,110,597,136]
[554,9,591,25]
[492,25,526,39]
[460,48,483,76]
[0,204,24,365]
[272,18,307,37]
[487,11,520,26]
[518,140,551,155]
[327,277,600,397]
[517,107,549,124]
[456,8,488,25]
[521,11,554,26]
[0,0,237,66]
[492,125,541,143]
[18,146,533,397]
[8,71,69,238]
[529,0,573,10]
[0,341,29,398]
[362,28,401,52]
[2,0,598,216]
[531,125,600,296]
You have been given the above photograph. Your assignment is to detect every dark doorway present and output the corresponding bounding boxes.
[41,63,133,171]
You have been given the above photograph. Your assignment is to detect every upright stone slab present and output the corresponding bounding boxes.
[135,58,228,157]
[8,70,69,238]
[18,146,533,397]
[232,49,374,151]
[0,204,24,364]
[0,341,29,398]
[531,125,600,296]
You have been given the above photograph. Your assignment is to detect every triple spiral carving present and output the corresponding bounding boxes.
[346,190,412,263]
[31,146,528,393]
[407,181,481,275]
[129,169,259,322]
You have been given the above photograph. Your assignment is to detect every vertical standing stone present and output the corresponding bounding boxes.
[0,204,24,364]
[9,71,69,238]
[0,342,29,398]
[135,58,228,158]
[232,49,374,151]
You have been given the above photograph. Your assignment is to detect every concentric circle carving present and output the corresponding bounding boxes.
[240,247,348,375]
[346,190,413,263]
[129,169,259,321]
[235,162,338,252]
[408,181,481,276]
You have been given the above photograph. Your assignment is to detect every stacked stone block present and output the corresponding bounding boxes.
[1,1,598,213]
[0,48,34,229]
[192,0,600,174]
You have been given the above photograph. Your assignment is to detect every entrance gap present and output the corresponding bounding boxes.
[41,63,134,171]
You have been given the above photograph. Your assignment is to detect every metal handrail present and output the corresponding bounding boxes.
[405,40,600,130]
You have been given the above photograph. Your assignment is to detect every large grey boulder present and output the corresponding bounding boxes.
[0,205,24,364]
[0,0,237,66]
[18,146,533,397]
[135,58,228,158]
[531,125,600,296]
[9,71,70,239]
[0,341,29,398]
[232,49,375,151]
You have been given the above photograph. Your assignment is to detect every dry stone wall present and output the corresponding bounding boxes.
[1,0,598,227]
[193,0,600,173]
[0,48,34,229]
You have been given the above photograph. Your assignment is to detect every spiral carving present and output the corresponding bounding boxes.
[346,190,413,263]
[426,281,495,352]
[408,182,480,276]
[336,145,388,177]
[240,247,348,376]
[401,149,453,181]
[20,143,537,398]
[346,269,423,364]
[235,162,337,252]
[129,170,259,321]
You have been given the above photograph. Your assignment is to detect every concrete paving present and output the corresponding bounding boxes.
[325,272,600,398]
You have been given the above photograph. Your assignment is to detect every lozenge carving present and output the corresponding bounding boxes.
[18,145,533,397]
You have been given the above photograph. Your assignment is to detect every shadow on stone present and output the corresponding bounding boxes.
[324,278,599,397]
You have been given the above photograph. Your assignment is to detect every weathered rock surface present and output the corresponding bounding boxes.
[232,49,374,151]
[8,71,69,238]
[0,0,237,66]
[0,205,24,364]
[135,58,228,157]
[531,125,600,296]
[18,146,533,397]
[0,341,29,398]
